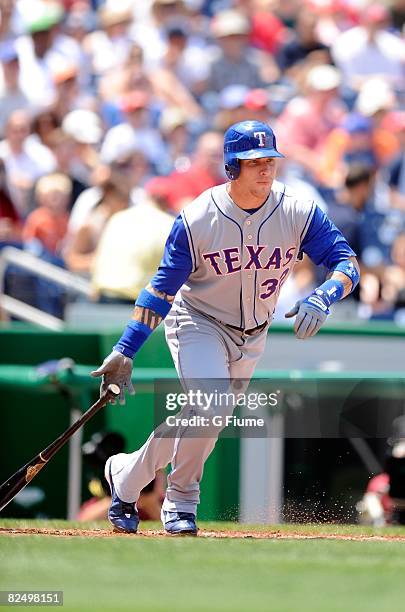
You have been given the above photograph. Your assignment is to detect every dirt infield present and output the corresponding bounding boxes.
[1,526,405,542]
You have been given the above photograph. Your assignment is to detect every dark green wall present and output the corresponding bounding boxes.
[0,325,239,520]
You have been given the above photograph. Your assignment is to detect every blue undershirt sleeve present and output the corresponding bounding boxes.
[300,205,356,269]
[150,215,193,295]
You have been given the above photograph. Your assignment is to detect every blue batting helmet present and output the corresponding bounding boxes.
[223,120,284,180]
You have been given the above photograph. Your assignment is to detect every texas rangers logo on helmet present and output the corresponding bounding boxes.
[223,120,284,180]
[254,132,266,147]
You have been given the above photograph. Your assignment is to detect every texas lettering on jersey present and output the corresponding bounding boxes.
[202,245,296,275]
[150,181,356,328]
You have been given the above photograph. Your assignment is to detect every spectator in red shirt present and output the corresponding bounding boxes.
[23,172,71,255]
[164,131,224,212]
[233,0,288,55]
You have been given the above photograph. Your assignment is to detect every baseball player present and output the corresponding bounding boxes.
[92,120,360,536]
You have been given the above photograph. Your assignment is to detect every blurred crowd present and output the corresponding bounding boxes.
[0,0,405,322]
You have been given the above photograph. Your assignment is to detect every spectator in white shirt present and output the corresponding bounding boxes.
[0,109,56,216]
[0,39,30,137]
[15,4,62,107]
[83,4,133,76]
[332,3,405,90]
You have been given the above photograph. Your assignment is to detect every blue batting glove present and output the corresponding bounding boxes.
[285,292,330,340]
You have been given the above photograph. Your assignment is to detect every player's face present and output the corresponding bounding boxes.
[238,157,278,198]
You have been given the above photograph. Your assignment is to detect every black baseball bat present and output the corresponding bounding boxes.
[0,383,120,513]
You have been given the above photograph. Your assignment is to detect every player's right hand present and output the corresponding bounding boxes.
[91,350,135,405]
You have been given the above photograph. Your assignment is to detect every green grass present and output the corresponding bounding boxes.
[1,520,405,612]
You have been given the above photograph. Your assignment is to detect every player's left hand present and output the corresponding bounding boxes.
[285,293,330,339]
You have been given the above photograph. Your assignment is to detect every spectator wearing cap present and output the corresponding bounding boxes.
[276,7,331,74]
[0,109,56,217]
[159,107,192,174]
[332,3,405,90]
[207,9,265,93]
[62,109,102,185]
[52,63,81,121]
[91,179,175,302]
[83,4,133,76]
[384,112,405,211]
[164,130,224,211]
[276,64,346,183]
[0,40,30,137]
[355,78,400,160]
[15,1,66,107]
[119,90,167,172]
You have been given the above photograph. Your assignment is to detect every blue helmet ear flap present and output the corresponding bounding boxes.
[224,158,240,180]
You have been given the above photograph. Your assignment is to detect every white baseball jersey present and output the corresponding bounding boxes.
[151,180,355,330]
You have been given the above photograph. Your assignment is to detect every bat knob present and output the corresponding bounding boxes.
[107,384,121,397]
